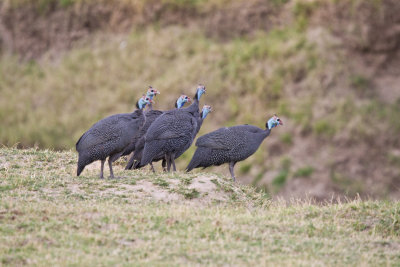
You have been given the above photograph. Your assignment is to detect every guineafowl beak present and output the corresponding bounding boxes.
[187,97,192,103]
[278,120,283,126]
[155,90,160,94]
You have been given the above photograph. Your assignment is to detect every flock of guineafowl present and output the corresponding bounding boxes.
[76,85,283,181]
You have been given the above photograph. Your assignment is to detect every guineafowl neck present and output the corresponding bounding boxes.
[185,99,199,113]
[193,91,203,104]
[196,118,204,133]
[193,97,199,107]
[193,92,200,102]
[264,127,272,138]
[147,103,153,112]
[134,108,144,115]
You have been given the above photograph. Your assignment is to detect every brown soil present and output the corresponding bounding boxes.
[0,0,285,59]
[0,1,137,59]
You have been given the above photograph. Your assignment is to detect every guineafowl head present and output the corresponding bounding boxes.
[146,86,160,100]
[267,114,283,129]
[136,96,152,110]
[175,95,192,108]
[201,105,212,119]
[194,84,206,101]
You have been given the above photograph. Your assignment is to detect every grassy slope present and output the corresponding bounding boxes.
[1,148,400,266]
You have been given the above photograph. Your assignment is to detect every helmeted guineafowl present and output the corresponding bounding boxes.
[125,94,192,171]
[121,86,161,158]
[76,95,152,178]
[140,85,206,172]
[145,86,160,111]
[186,115,283,181]
[173,104,212,160]
[131,103,211,172]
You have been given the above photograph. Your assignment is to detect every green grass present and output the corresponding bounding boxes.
[294,166,314,178]
[272,170,288,187]
[152,177,170,188]
[175,186,200,199]
[313,119,336,137]
[1,148,399,265]
[239,163,252,174]
[279,132,293,145]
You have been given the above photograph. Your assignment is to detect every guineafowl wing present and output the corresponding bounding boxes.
[155,130,186,140]
[145,111,191,141]
[137,110,163,138]
[231,124,263,134]
[76,113,140,152]
[122,110,163,156]
[155,116,195,140]
[195,127,233,150]
[145,110,163,121]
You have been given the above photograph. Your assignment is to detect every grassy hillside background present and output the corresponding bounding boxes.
[1,0,400,200]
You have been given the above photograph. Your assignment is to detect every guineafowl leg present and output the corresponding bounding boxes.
[150,163,156,173]
[108,158,115,179]
[108,152,123,179]
[171,153,177,172]
[133,159,140,169]
[166,154,172,172]
[162,159,167,172]
[125,154,135,170]
[99,159,106,179]
[229,162,237,182]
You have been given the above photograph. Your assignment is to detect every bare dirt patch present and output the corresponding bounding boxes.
[37,158,242,205]
[188,175,228,203]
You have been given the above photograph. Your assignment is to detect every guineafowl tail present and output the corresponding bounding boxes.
[186,148,213,172]
[77,154,89,176]
[125,155,135,170]
[75,132,86,151]
[140,153,154,168]
[133,160,144,170]
[140,141,163,167]
[186,152,201,172]
[185,161,197,172]
[77,162,85,176]
[126,147,143,170]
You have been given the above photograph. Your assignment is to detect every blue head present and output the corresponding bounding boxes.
[195,84,206,101]
[136,96,152,110]
[201,105,212,119]
[146,86,160,100]
[267,114,283,130]
[175,95,192,108]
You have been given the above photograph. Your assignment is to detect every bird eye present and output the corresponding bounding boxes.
[277,119,280,121]
[185,96,188,99]
[151,89,154,92]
